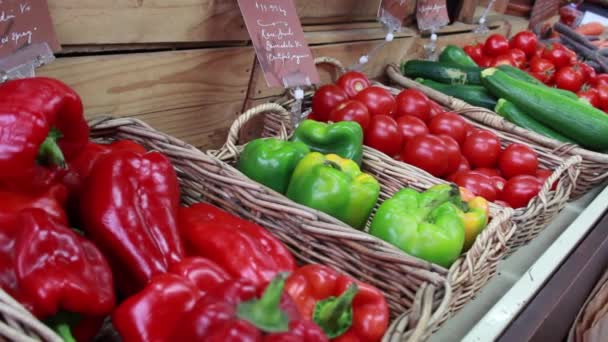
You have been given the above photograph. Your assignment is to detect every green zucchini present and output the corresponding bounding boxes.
[401,60,482,85]
[495,99,575,143]
[416,78,497,110]
[482,68,608,150]
[496,65,579,100]
[438,45,478,68]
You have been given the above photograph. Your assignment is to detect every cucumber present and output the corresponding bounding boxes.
[495,99,575,143]
[439,45,478,68]
[401,60,482,85]
[416,78,497,110]
[496,65,579,100]
[482,68,608,150]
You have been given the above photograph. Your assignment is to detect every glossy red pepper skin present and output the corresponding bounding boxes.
[113,258,327,342]
[178,203,297,287]
[0,184,68,226]
[285,264,390,342]
[80,149,184,295]
[0,77,89,185]
[0,209,115,319]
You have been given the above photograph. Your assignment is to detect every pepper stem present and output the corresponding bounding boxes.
[37,128,66,168]
[313,283,358,338]
[236,272,290,333]
[54,323,76,342]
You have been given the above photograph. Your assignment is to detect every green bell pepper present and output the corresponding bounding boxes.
[237,138,310,194]
[286,152,380,229]
[369,184,465,268]
[292,120,363,165]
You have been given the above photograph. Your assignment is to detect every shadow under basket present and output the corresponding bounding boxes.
[210,102,516,336]
[0,117,454,342]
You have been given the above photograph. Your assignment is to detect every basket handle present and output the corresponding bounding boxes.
[314,56,346,82]
[210,103,292,161]
[400,280,452,342]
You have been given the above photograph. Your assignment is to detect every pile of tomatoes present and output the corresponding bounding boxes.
[464,31,608,112]
[310,71,551,208]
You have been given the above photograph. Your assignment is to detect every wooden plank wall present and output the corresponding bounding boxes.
[36,0,525,150]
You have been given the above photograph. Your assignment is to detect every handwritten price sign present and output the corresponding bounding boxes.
[416,0,450,32]
[237,0,319,88]
[378,0,409,30]
[0,0,59,59]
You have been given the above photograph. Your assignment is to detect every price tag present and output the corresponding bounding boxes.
[237,0,319,89]
[416,0,450,32]
[378,0,408,31]
[0,0,60,59]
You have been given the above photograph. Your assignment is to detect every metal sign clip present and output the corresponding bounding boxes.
[0,43,55,83]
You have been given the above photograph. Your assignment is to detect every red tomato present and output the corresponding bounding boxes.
[594,74,608,88]
[473,168,502,177]
[489,175,507,194]
[536,168,558,191]
[577,86,601,108]
[396,115,429,143]
[454,172,498,202]
[307,112,320,121]
[498,144,539,179]
[465,124,479,137]
[500,175,542,208]
[577,63,597,84]
[484,34,510,57]
[478,56,494,68]
[462,130,502,168]
[492,54,515,67]
[529,57,556,84]
[395,89,431,121]
[311,85,348,121]
[328,100,371,131]
[598,85,608,111]
[554,66,584,92]
[507,48,527,68]
[364,115,403,157]
[464,44,484,64]
[428,112,467,145]
[400,134,449,177]
[509,31,538,58]
[494,200,511,207]
[534,45,545,59]
[447,156,471,182]
[428,100,445,119]
[542,43,573,69]
[438,135,462,175]
[336,71,371,98]
[355,86,397,117]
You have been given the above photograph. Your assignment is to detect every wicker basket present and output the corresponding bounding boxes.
[569,268,608,342]
[262,57,579,254]
[0,117,455,342]
[211,102,516,333]
[385,63,601,199]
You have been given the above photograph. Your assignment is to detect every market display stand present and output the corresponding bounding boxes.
[428,184,608,341]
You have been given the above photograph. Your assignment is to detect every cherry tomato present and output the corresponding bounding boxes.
[554,66,584,92]
[462,130,502,168]
[464,44,484,64]
[355,86,397,117]
[428,112,467,145]
[336,71,371,98]
[577,86,601,108]
[500,175,542,208]
[509,31,538,58]
[542,43,572,69]
[498,144,539,179]
[428,100,445,119]
[454,172,498,202]
[484,34,510,57]
[492,54,515,67]
[507,48,527,68]
[594,74,608,88]
[446,156,472,182]
[438,135,462,175]
[473,168,502,177]
[577,62,597,84]
[478,56,494,68]
[400,134,449,177]
[328,100,371,131]
[365,115,403,157]
[489,175,507,194]
[395,89,431,121]
[396,115,429,144]
[465,124,479,137]
[312,85,348,121]
[529,57,556,85]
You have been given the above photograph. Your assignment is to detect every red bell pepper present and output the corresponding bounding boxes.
[0,184,68,225]
[178,203,297,287]
[80,149,184,295]
[113,257,328,342]
[0,77,89,191]
[0,208,115,340]
[285,264,390,342]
